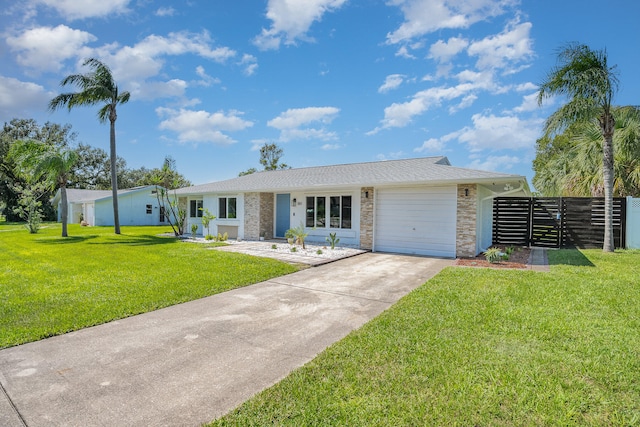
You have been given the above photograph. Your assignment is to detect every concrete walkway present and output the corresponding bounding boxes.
[0,253,454,427]
[528,247,550,272]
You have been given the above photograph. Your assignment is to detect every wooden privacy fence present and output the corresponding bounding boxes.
[492,197,627,249]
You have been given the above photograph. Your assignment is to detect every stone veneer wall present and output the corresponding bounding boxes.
[243,192,274,240]
[259,192,274,240]
[456,184,478,257]
[243,193,260,240]
[360,187,374,250]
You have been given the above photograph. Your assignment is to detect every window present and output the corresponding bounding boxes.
[219,197,237,219]
[159,206,166,223]
[190,200,203,218]
[330,196,351,229]
[146,204,152,215]
[307,195,352,229]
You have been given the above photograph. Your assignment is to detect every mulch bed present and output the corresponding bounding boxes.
[456,246,531,269]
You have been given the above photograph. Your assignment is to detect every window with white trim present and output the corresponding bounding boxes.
[218,197,237,219]
[146,204,152,215]
[190,200,203,218]
[306,195,352,229]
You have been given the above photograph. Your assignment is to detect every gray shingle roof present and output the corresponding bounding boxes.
[175,156,528,195]
[56,186,158,204]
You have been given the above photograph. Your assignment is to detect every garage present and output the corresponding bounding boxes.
[374,185,457,257]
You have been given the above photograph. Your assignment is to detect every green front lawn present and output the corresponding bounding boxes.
[211,249,640,426]
[0,223,299,349]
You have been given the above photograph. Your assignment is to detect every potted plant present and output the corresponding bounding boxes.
[285,228,295,244]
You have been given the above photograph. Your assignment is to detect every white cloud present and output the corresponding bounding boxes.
[376,151,405,161]
[511,92,539,113]
[378,74,405,93]
[428,36,468,63]
[35,0,131,20]
[370,83,476,132]
[156,107,253,145]
[89,31,238,99]
[386,0,513,44]
[268,106,339,129]
[466,155,522,171]
[130,79,188,100]
[414,138,445,153]
[321,143,341,150]
[457,113,542,152]
[268,106,340,142]
[467,20,533,71]
[155,7,176,17]
[254,0,348,50]
[239,54,258,76]
[6,25,96,72]
[0,75,53,121]
[193,66,220,87]
[395,46,416,59]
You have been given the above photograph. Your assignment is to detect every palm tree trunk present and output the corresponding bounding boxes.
[60,185,68,237]
[601,114,615,252]
[110,118,120,234]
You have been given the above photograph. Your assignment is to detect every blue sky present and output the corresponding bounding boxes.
[1,0,638,187]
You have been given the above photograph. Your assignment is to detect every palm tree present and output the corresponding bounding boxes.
[34,147,79,237]
[11,140,78,237]
[49,58,130,234]
[537,43,620,252]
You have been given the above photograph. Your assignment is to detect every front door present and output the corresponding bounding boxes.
[276,194,291,238]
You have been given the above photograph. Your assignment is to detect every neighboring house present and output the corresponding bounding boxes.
[175,157,530,258]
[52,185,168,227]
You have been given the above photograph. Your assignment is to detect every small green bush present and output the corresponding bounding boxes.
[316,249,323,255]
[291,247,297,252]
[271,244,277,249]
[484,247,503,263]
[205,234,214,241]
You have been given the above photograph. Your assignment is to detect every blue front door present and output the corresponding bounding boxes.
[276,194,291,238]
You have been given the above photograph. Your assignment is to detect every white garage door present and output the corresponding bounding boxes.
[375,186,457,257]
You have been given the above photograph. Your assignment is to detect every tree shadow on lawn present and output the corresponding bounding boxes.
[35,235,177,247]
[88,234,179,246]
[547,248,595,267]
[35,235,100,244]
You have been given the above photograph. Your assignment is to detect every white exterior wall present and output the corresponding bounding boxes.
[198,194,244,238]
[627,197,640,249]
[477,185,494,253]
[288,190,361,247]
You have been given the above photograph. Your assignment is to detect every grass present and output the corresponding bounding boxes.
[0,223,299,349]
[210,249,640,426]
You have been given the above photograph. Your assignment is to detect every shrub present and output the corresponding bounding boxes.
[326,232,340,249]
[484,247,503,263]
[316,249,323,255]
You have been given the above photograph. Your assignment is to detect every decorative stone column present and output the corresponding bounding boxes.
[456,184,478,257]
[244,192,274,240]
[259,193,274,239]
[360,187,374,250]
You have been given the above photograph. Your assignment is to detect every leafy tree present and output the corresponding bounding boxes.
[537,43,620,252]
[238,167,258,177]
[238,143,289,176]
[1,119,75,221]
[11,140,78,237]
[49,58,131,234]
[151,157,188,236]
[533,106,640,197]
[8,180,48,233]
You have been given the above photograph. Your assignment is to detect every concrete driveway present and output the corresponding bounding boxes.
[0,252,454,427]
